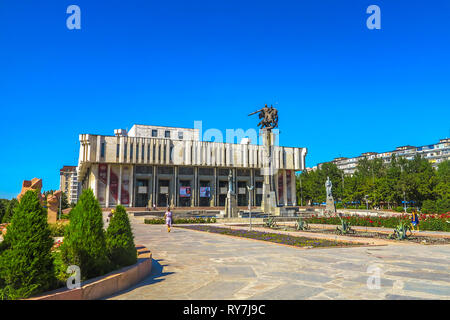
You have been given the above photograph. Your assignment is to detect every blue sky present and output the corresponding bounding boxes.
[0,0,449,198]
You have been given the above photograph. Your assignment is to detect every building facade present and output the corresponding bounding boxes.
[77,124,307,208]
[313,138,450,175]
[59,165,79,204]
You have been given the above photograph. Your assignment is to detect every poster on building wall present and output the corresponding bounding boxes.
[109,166,119,205]
[97,164,108,205]
[286,171,292,204]
[278,174,284,204]
[179,186,191,197]
[121,167,130,205]
[200,187,210,197]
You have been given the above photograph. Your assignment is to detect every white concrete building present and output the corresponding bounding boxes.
[77,124,307,208]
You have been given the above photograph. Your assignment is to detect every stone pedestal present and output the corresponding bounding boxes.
[260,129,278,215]
[326,197,336,214]
[225,192,238,218]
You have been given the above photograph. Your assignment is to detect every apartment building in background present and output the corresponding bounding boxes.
[59,165,79,204]
[308,138,450,175]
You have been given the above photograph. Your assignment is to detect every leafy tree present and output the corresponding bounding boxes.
[298,156,449,213]
[2,198,18,223]
[60,192,70,211]
[60,189,110,280]
[0,199,8,222]
[106,205,137,269]
[0,191,56,300]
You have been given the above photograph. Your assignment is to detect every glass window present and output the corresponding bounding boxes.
[152,129,157,137]
[101,142,105,158]
[178,131,183,139]
[165,130,171,138]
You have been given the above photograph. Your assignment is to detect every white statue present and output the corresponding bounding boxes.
[325,176,333,199]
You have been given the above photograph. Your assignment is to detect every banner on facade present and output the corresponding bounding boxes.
[180,186,191,197]
[199,187,210,198]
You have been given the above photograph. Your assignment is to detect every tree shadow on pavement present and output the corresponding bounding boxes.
[105,259,174,299]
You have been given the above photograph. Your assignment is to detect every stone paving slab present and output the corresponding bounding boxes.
[108,219,450,300]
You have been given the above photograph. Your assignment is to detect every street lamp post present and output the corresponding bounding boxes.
[299,175,303,207]
[59,192,62,220]
[247,185,254,231]
[403,190,407,213]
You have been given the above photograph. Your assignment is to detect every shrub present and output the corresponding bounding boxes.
[106,205,137,269]
[436,198,450,214]
[394,206,404,213]
[406,207,413,213]
[49,222,67,237]
[0,191,56,300]
[144,217,217,224]
[60,189,110,280]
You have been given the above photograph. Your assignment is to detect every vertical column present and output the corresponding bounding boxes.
[149,140,154,164]
[214,168,218,207]
[92,164,98,199]
[174,166,178,207]
[118,165,123,205]
[290,170,297,206]
[106,164,110,208]
[153,166,157,207]
[193,167,198,207]
[283,170,288,206]
[129,165,134,207]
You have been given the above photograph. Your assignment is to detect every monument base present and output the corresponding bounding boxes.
[326,197,336,214]
[261,191,277,215]
[225,193,239,218]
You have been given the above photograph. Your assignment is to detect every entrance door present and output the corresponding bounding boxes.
[255,181,263,206]
[199,180,211,207]
[179,180,191,207]
[218,180,227,206]
[237,181,248,206]
[136,179,149,207]
[158,179,170,207]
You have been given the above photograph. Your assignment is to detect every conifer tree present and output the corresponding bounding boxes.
[60,189,110,280]
[106,205,137,268]
[0,190,55,300]
[2,198,18,223]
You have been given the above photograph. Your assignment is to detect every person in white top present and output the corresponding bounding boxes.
[164,206,173,232]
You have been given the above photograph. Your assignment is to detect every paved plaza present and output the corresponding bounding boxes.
[108,217,450,300]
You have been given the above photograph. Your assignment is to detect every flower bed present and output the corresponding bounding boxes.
[144,217,217,224]
[177,225,363,248]
[305,213,450,232]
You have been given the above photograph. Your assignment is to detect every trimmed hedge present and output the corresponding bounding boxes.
[106,205,137,269]
[306,213,450,232]
[60,189,110,280]
[144,217,217,224]
[0,191,56,300]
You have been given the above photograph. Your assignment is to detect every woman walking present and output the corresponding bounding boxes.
[411,210,420,231]
[164,206,173,232]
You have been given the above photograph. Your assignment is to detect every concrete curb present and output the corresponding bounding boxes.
[28,245,152,300]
